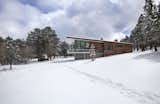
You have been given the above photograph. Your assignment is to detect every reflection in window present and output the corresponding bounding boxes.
[74,40,90,49]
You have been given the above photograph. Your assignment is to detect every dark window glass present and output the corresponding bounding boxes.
[80,41,86,48]
[74,40,89,49]
[105,45,113,50]
[116,45,123,48]
[74,40,81,49]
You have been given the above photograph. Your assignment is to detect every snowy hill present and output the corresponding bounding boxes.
[0,51,160,104]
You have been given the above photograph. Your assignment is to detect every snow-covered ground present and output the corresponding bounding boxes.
[0,51,160,104]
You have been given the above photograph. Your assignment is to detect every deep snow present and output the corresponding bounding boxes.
[0,51,160,104]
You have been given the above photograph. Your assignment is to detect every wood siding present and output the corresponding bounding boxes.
[89,42,104,57]
[103,42,132,56]
[89,41,133,57]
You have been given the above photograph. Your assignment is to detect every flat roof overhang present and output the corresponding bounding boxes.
[66,36,133,45]
[66,36,104,43]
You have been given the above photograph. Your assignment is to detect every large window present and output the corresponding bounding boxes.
[105,45,113,51]
[80,41,86,48]
[74,40,90,49]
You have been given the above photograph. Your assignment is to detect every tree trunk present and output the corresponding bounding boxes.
[154,46,158,52]
[136,47,139,51]
[150,45,152,50]
[10,63,12,70]
[142,46,145,52]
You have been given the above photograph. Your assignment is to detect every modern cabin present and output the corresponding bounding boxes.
[67,37,133,60]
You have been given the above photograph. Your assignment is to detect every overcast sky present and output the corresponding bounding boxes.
[0,0,159,41]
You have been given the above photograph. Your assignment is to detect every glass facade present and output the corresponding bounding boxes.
[74,40,90,49]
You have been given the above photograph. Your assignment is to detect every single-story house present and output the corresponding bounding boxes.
[67,37,133,60]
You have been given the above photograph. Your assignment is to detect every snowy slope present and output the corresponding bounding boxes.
[0,51,160,104]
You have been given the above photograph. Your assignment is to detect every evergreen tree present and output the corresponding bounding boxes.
[27,28,42,58]
[27,26,59,61]
[42,27,59,60]
[144,0,153,16]
[5,37,16,69]
[60,41,69,57]
[126,0,160,51]
[14,39,29,63]
[0,37,5,65]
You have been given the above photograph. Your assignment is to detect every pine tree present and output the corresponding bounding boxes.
[27,26,60,61]
[42,26,59,60]
[0,37,5,65]
[144,0,153,16]
[5,37,16,69]
[60,41,69,57]
[14,39,29,63]
[128,0,160,51]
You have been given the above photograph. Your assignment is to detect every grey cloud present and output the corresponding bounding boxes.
[0,0,147,41]
[63,0,144,40]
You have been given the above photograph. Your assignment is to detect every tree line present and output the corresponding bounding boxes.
[0,26,69,69]
[121,0,160,52]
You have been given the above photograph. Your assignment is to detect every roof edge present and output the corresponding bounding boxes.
[66,36,133,45]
